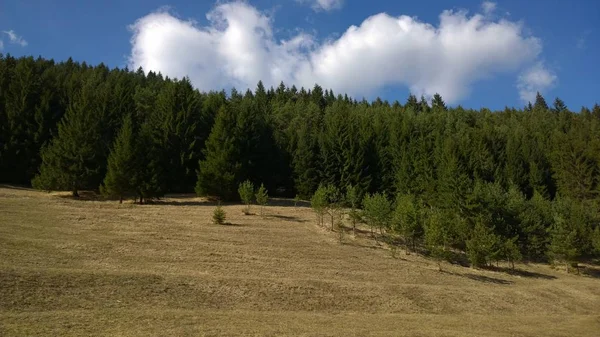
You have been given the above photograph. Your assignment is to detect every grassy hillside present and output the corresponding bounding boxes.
[0,186,599,336]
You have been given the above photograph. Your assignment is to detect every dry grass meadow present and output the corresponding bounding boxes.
[0,186,599,336]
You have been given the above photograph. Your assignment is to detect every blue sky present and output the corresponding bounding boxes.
[0,0,598,110]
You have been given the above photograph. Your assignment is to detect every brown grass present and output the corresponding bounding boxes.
[1,186,599,336]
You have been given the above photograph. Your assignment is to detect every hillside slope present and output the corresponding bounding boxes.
[0,187,599,336]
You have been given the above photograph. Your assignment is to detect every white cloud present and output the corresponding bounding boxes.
[2,30,27,47]
[481,1,497,15]
[129,2,548,104]
[307,0,344,12]
[517,62,557,103]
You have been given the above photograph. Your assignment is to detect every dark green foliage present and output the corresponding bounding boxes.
[393,194,422,253]
[424,208,450,270]
[502,237,522,269]
[592,226,600,255]
[196,106,240,201]
[32,73,110,196]
[466,220,499,268]
[2,55,600,267]
[101,114,135,202]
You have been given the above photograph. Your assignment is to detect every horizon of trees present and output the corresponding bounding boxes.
[2,54,600,269]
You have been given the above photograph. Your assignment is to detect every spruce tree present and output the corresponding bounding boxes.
[431,93,447,111]
[394,194,422,254]
[101,114,136,203]
[196,106,241,201]
[32,76,107,196]
[424,208,450,270]
[311,185,328,226]
[362,193,393,237]
[238,180,254,214]
[255,183,268,216]
[466,220,499,268]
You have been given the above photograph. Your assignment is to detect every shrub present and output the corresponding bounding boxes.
[213,205,226,225]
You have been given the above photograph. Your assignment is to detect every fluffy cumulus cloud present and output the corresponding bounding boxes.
[517,62,557,103]
[129,1,549,103]
[2,30,28,47]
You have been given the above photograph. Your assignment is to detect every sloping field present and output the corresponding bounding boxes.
[0,186,599,336]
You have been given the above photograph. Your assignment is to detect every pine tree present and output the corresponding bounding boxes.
[424,208,450,270]
[311,185,328,226]
[238,180,254,214]
[502,237,522,269]
[101,114,136,203]
[466,220,499,268]
[346,184,362,235]
[196,106,241,201]
[552,97,567,113]
[32,75,107,196]
[405,94,419,112]
[213,204,226,225]
[548,214,579,271]
[533,92,548,111]
[431,93,447,111]
[362,192,393,237]
[255,183,268,216]
[394,194,422,254]
[132,122,164,203]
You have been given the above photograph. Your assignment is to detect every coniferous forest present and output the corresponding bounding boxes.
[2,54,600,268]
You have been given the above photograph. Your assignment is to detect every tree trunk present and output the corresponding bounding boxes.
[72,189,79,198]
[119,195,123,204]
[331,213,334,231]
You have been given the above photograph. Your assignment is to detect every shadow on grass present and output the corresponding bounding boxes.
[464,273,514,285]
[269,214,308,223]
[580,265,600,279]
[220,222,245,227]
[484,266,557,280]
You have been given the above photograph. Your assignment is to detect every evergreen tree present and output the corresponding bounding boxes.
[393,194,422,254]
[431,93,447,111]
[311,185,328,226]
[548,214,579,270]
[255,183,268,215]
[196,106,241,201]
[533,92,549,111]
[552,97,567,113]
[466,220,499,268]
[32,75,108,196]
[101,114,136,203]
[424,208,450,270]
[362,192,393,237]
[345,184,362,235]
[238,180,254,214]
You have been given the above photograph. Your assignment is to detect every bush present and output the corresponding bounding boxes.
[213,205,226,225]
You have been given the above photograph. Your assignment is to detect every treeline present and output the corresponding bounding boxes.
[1,54,600,266]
